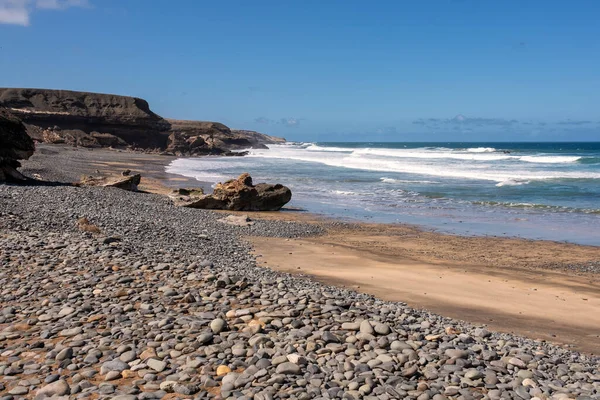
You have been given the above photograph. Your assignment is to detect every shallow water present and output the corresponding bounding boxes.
[166,142,600,245]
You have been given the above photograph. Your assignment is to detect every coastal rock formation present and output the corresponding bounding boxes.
[170,173,292,211]
[0,88,285,154]
[78,172,141,191]
[0,108,35,181]
[231,129,286,147]
[166,120,284,155]
[0,88,171,149]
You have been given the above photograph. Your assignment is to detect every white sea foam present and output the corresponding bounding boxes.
[495,179,531,187]
[246,145,600,183]
[380,177,439,184]
[166,145,599,187]
[519,156,581,164]
[305,144,354,152]
[165,158,244,182]
[352,148,513,161]
[352,148,582,164]
[333,190,357,196]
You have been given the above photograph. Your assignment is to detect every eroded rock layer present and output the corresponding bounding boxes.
[0,107,35,181]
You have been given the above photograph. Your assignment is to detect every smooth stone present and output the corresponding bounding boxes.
[275,362,301,375]
[147,358,167,372]
[35,379,71,397]
[445,349,469,359]
[373,322,390,335]
[360,320,374,335]
[198,332,214,345]
[101,359,130,375]
[8,386,29,395]
[210,318,227,334]
[465,369,484,380]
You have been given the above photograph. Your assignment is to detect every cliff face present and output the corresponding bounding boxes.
[0,88,285,153]
[0,88,171,148]
[0,108,35,181]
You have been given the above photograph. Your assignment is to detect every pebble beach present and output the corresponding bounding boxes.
[0,146,599,400]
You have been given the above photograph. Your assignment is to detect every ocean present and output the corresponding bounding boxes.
[166,142,600,245]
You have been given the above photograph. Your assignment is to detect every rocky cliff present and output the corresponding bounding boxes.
[166,120,286,155]
[0,88,285,154]
[0,88,170,148]
[0,108,35,181]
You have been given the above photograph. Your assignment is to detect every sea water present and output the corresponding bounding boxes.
[166,142,600,245]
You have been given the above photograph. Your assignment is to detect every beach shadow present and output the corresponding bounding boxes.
[280,207,308,212]
[2,178,74,187]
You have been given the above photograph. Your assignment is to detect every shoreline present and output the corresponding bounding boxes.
[19,144,600,355]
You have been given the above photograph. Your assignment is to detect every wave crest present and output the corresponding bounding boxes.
[467,147,496,153]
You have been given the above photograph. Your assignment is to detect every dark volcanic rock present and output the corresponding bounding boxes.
[170,173,292,211]
[0,107,35,181]
[0,88,171,148]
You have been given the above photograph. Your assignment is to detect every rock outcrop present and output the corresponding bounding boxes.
[0,88,170,149]
[231,129,286,146]
[170,173,291,211]
[0,108,35,181]
[165,120,284,156]
[78,172,141,192]
[0,88,286,154]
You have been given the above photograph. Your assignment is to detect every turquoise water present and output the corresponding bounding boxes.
[166,142,600,245]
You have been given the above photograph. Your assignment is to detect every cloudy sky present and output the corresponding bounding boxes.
[1,0,599,141]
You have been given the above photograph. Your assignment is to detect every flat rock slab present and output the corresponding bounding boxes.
[218,214,255,226]
[79,173,141,191]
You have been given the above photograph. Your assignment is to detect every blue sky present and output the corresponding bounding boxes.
[1,0,599,141]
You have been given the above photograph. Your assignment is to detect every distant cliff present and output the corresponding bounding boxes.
[231,129,286,146]
[165,120,286,155]
[0,88,285,154]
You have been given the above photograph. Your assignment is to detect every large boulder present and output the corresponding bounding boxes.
[170,173,291,211]
[0,108,35,181]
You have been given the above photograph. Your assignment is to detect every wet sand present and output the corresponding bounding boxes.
[20,144,600,354]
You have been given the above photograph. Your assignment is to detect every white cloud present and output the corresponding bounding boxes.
[0,2,29,25]
[280,117,300,127]
[254,117,272,124]
[36,0,88,9]
[255,116,304,127]
[0,0,88,26]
